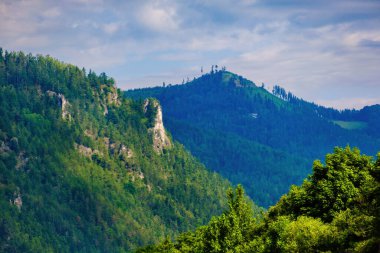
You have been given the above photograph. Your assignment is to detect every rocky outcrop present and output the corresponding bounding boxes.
[15,152,29,170]
[80,130,134,160]
[128,170,144,182]
[0,141,11,153]
[106,87,120,105]
[84,129,96,139]
[100,85,121,115]
[103,104,109,115]
[119,144,134,159]
[74,143,100,157]
[59,94,71,120]
[47,91,71,120]
[143,99,171,153]
[12,193,22,211]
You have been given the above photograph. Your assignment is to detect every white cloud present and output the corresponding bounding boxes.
[138,3,179,32]
[1,0,379,109]
[42,7,61,18]
[344,31,380,47]
[102,22,120,34]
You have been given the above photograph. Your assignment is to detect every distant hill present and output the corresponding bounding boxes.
[125,70,380,207]
[0,50,248,252]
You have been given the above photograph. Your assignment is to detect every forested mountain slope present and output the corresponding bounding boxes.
[125,70,380,207]
[0,49,239,252]
[271,85,380,138]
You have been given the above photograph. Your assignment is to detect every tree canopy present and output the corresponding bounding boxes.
[139,147,380,253]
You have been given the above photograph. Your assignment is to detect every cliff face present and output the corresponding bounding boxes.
[100,84,121,115]
[46,91,71,120]
[144,99,171,153]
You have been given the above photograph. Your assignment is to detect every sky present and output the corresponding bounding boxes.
[1,0,380,109]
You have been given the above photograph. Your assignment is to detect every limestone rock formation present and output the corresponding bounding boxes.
[47,91,71,120]
[74,143,100,157]
[13,194,22,211]
[100,85,121,115]
[143,99,171,153]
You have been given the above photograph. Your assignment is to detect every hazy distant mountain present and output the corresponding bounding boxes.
[125,70,380,207]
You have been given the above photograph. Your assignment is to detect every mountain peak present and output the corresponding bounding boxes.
[192,70,257,89]
[125,72,380,207]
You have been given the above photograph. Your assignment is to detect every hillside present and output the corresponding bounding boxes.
[271,85,380,138]
[125,70,380,207]
[0,50,244,252]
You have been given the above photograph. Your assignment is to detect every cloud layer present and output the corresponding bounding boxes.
[1,0,379,109]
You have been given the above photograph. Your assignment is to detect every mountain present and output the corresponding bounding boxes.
[125,70,380,207]
[0,49,247,252]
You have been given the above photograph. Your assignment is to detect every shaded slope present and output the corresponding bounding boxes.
[125,71,380,207]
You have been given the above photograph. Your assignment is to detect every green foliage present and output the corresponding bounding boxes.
[141,147,380,252]
[125,71,380,207]
[3,48,379,253]
[138,185,259,253]
[270,147,375,222]
[0,49,232,252]
[266,216,338,253]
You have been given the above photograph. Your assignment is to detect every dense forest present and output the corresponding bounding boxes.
[271,85,380,139]
[125,70,380,207]
[0,49,248,251]
[138,147,380,252]
[1,49,379,252]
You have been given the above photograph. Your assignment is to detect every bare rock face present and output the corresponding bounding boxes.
[46,90,57,97]
[103,104,109,116]
[13,193,22,211]
[74,143,100,157]
[143,99,171,153]
[100,85,121,115]
[58,94,71,121]
[15,152,29,170]
[107,87,120,105]
[47,91,71,120]
[84,129,96,139]
[119,144,134,158]
[0,141,11,153]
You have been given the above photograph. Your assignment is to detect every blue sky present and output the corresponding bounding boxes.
[1,0,380,109]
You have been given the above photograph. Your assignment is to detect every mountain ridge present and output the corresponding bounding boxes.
[125,70,380,207]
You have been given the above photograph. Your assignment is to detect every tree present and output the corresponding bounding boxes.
[175,185,256,253]
[0,48,5,84]
[270,146,374,222]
